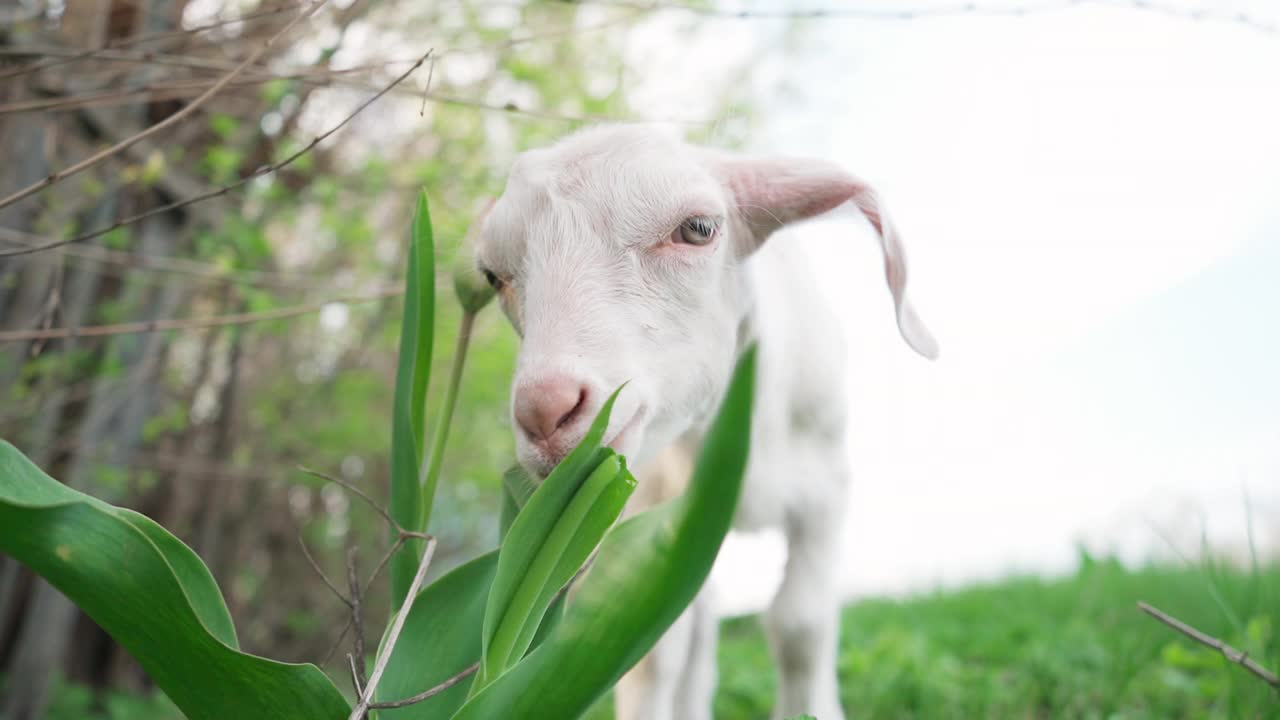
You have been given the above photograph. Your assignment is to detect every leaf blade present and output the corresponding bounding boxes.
[390,190,436,609]
[0,440,350,720]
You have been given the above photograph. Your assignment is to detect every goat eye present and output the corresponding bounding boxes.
[676,216,720,246]
[481,268,504,290]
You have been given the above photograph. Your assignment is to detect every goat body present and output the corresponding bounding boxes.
[476,125,936,720]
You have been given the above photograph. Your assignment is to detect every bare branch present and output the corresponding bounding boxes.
[0,2,305,82]
[369,661,480,710]
[299,537,353,608]
[1137,601,1280,690]
[0,47,434,258]
[322,617,355,668]
[0,0,328,212]
[347,548,368,692]
[0,287,401,344]
[347,654,364,697]
[349,536,438,720]
[363,536,407,596]
[0,61,416,115]
[0,227,361,292]
[297,466,405,537]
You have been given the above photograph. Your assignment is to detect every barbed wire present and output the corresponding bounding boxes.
[540,0,1277,35]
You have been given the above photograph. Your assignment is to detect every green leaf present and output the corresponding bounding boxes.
[478,452,635,687]
[476,390,622,687]
[374,552,498,719]
[390,190,436,610]
[454,345,758,719]
[0,441,350,720]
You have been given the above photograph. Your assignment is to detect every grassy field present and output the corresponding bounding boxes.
[44,555,1278,719]
[711,554,1279,719]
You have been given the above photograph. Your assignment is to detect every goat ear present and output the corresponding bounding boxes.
[714,156,939,360]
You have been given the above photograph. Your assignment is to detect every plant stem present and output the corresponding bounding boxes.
[349,536,437,720]
[418,310,476,534]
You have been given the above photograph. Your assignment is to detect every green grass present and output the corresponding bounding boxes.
[714,554,1278,719]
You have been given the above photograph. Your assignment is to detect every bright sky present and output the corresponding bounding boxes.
[626,3,1280,614]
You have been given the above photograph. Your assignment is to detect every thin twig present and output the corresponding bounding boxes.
[349,536,438,720]
[0,0,327,212]
[299,537,353,608]
[0,287,401,343]
[1137,601,1280,690]
[369,661,480,709]
[365,536,409,594]
[347,548,368,692]
[322,617,355,668]
[0,47,434,258]
[0,2,304,82]
[347,654,364,697]
[0,61,417,115]
[298,466,406,537]
[0,219,375,292]
[366,557,596,710]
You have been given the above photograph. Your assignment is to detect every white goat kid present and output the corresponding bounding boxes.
[474,125,937,720]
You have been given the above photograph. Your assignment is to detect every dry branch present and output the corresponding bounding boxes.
[297,466,408,537]
[0,227,354,291]
[0,0,327,212]
[1137,601,1280,690]
[368,661,481,710]
[0,287,401,344]
[299,538,353,609]
[0,2,305,81]
[0,47,434,259]
[347,548,369,693]
[348,536,438,720]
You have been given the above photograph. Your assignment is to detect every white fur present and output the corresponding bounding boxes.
[476,125,936,720]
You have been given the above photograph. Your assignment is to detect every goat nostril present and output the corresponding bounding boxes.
[556,389,586,431]
[515,379,589,444]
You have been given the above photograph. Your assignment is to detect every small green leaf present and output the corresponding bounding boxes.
[477,389,622,685]
[479,452,635,686]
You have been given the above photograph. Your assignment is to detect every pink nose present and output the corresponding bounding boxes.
[514,377,587,445]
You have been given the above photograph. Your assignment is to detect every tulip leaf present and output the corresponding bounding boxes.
[390,190,436,610]
[476,389,621,685]
[481,453,635,686]
[0,440,351,720]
